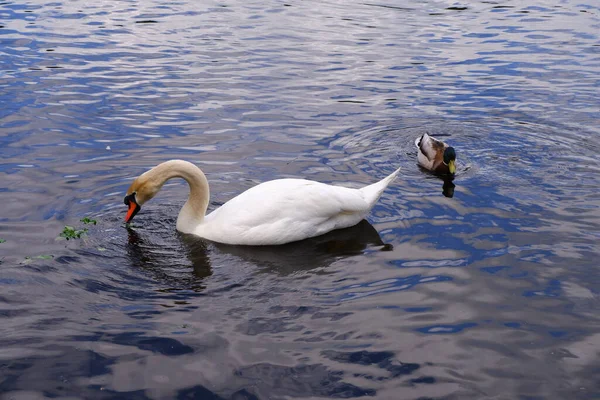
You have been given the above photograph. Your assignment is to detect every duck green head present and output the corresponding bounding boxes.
[443,147,456,175]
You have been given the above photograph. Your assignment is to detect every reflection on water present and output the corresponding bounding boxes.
[126,226,213,289]
[416,165,457,198]
[0,0,599,398]
[442,177,455,198]
[126,219,387,285]
[210,219,388,274]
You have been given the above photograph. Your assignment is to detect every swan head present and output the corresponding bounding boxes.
[123,173,162,223]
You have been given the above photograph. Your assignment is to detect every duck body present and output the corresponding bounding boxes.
[415,133,456,175]
[124,160,400,246]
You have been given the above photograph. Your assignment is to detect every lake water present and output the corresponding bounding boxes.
[1,0,599,398]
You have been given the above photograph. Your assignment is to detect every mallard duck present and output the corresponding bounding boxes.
[124,160,401,246]
[415,133,456,175]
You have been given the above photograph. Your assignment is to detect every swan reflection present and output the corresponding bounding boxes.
[182,219,389,275]
[126,219,388,289]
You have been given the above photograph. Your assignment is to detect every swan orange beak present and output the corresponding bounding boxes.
[124,193,140,223]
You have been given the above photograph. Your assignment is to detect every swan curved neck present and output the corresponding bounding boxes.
[148,160,209,232]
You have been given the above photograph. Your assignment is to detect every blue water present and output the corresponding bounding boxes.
[1,0,599,398]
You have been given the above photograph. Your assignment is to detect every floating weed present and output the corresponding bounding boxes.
[60,226,88,240]
[58,216,98,240]
[0,239,5,243]
[22,255,54,264]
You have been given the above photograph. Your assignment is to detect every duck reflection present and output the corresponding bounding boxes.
[126,219,388,287]
[442,176,455,198]
[417,165,457,198]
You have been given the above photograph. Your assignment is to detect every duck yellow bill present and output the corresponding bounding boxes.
[448,160,456,175]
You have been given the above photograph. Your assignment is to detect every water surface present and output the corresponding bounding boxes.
[1,0,599,399]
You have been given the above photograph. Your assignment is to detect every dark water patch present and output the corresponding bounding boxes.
[323,349,391,366]
[323,350,421,380]
[410,376,436,384]
[236,363,376,398]
[0,348,115,395]
[0,308,31,318]
[109,332,195,355]
[176,385,226,399]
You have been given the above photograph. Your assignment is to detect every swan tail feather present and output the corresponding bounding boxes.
[360,167,401,207]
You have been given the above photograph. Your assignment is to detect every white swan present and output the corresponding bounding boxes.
[124,160,401,246]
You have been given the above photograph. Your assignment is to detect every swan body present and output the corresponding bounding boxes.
[415,133,456,175]
[124,160,401,246]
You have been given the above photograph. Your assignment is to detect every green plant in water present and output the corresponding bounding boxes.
[0,239,5,243]
[60,226,88,240]
[22,255,54,264]
[25,255,54,260]
[80,217,97,225]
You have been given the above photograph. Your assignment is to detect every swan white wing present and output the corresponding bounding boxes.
[197,179,371,245]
